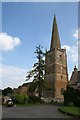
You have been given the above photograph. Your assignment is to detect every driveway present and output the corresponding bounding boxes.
[2,105,73,118]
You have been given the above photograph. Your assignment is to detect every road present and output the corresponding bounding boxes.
[2,105,73,118]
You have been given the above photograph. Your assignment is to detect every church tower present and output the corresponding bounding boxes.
[45,15,68,101]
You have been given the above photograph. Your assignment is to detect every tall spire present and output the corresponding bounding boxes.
[50,15,61,50]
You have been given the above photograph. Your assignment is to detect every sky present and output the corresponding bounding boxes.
[0,0,79,2]
[0,2,79,89]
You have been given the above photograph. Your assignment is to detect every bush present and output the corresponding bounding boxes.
[27,95,44,104]
[63,86,80,107]
[13,94,28,104]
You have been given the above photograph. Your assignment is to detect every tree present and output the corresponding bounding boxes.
[2,87,13,96]
[26,45,45,98]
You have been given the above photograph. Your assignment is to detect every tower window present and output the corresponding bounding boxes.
[60,55,62,61]
[49,55,52,62]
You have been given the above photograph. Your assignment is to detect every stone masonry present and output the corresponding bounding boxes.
[44,15,68,102]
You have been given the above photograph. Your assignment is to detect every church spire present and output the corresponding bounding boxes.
[50,15,61,50]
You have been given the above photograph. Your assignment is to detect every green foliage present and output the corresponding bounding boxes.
[27,82,37,96]
[63,86,80,107]
[2,87,13,96]
[26,45,45,98]
[27,95,44,104]
[13,94,28,104]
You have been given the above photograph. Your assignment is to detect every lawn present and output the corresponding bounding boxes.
[59,106,80,117]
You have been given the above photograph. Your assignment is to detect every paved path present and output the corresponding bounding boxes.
[2,105,73,118]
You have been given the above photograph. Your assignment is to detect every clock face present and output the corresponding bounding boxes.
[56,52,62,61]
[60,55,62,60]
[56,54,62,61]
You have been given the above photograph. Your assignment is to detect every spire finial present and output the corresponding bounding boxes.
[74,65,77,71]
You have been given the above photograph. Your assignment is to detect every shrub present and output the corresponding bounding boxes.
[13,94,28,104]
[63,86,80,107]
[27,95,44,104]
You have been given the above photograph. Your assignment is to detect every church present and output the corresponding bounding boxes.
[44,15,68,102]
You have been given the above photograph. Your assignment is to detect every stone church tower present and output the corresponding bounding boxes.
[44,15,68,102]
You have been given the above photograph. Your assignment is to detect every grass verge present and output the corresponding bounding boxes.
[59,106,80,117]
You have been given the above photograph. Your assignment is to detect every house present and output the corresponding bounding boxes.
[69,66,80,90]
